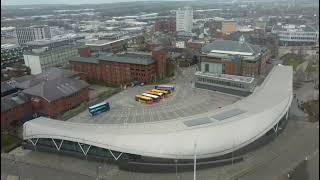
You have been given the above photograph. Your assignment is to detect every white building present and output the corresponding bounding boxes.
[176,7,193,32]
[23,45,79,74]
[1,27,17,37]
[16,25,51,45]
[271,23,319,46]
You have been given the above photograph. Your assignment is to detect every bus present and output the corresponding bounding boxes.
[144,91,164,99]
[155,85,175,92]
[135,95,153,104]
[141,93,160,102]
[88,102,110,116]
[151,89,170,95]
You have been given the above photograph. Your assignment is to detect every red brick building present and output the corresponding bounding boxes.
[1,68,89,131]
[70,50,168,85]
[200,38,270,77]
[78,47,92,57]
[152,47,168,79]
[154,18,176,32]
[187,40,205,51]
[1,93,33,130]
[23,77,89,117]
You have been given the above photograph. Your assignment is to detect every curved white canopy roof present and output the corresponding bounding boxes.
[23,65,293,159]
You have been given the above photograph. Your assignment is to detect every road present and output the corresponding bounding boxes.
[1,157,95,180]
[237,120,319,180]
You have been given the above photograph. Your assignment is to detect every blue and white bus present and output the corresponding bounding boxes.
[155,85,175,92]
[88,102,110,116]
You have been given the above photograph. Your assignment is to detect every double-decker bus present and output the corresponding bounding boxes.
[144,91,164,99]
[88,102,110,116]
[135,95,153,104]
[155,85,175,92]
[142,93,160,102]
[151,89,170,95]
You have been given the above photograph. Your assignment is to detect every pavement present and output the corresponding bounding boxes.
[68,66,240,124]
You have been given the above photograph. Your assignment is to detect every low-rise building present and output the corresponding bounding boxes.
[70,54,156,85]
[195,71,255,96]
[85,39,127,54]
[70,47,168,85]
[1,68,89,131]
[195,36,270,95]
[1,93,33,130]
[154,18,176,32]
[200,36,270,77]
[221,20,237,35]
[271,23,319,46]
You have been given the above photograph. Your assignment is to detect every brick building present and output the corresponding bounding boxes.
[200,36,270,77]
[23,77,89,117]
[187,40,205,51]
[1,93,33,130]
[70,54,156,85]
[154,18,176,32]
[1,68,89,131]
[152,47,167,79]
[70,49,168,85]
[85,39,127,54]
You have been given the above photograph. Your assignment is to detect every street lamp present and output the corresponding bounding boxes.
[96,165,101,180]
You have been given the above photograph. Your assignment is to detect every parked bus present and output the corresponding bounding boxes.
[155,85,175,92]
[135,95,153,104]
[151,89,170,95]
[144,91,164,99]
[142,93,160,102]
[88,102,110,116]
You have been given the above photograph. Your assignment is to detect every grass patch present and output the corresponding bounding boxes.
[283,54,304,70]
[1,134,21,152]
[302,99,319,122]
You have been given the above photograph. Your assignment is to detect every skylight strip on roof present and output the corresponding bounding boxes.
[211,108,246,121]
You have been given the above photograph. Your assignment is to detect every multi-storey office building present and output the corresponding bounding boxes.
[271,23,319,46]
[23,45,79,74]
[176,7,193,32]
[16,25,51,45]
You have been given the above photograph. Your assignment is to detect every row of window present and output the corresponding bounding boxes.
[197,77,245,89]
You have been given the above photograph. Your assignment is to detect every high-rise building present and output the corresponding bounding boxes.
[176,7,193,32]
[16,25,51,45]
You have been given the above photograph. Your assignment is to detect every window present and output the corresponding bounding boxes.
[205,64,209,72]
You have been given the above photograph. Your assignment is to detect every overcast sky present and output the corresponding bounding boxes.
[2,0,188,5]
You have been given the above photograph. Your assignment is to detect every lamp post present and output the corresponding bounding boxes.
[96,165,101,180]
[194,141,197,180]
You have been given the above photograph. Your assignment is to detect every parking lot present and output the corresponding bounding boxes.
[68,66,241,124]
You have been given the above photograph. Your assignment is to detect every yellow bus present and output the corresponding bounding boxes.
[135,95,153,104]
[145,91,164,99]
[151,89,170,95]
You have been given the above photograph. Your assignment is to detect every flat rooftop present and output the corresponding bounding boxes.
[85,39,125,46]
[195,71,255,83]
[70,54,155,65]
